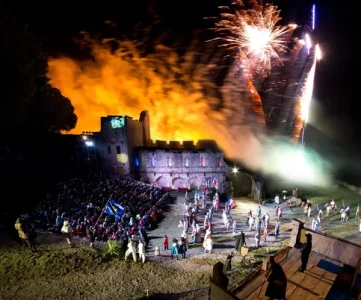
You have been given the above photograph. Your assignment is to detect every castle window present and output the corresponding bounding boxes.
[116,146,121,154]
[107,146,111,154]
[185,158,189,168]
[218,157,222,167]
[201,156,205,167]
[151,156,156,167]
[135,157,140,167]
[168,157,172,167]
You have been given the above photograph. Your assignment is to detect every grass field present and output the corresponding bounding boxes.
[288,185,361,244]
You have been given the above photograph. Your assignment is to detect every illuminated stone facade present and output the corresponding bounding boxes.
[97,111,259,196]
[135,146,228,192]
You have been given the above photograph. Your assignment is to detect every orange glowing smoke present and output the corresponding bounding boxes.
[48,39,215,141]
[48,35,269,173]
[48,36,263,145]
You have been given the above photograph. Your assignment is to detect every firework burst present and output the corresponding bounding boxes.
[210,1,294,75]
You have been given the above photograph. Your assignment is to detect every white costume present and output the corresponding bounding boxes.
[125,239,137,262]
[204,229,211,241]
[138,241,145,263]
[61,221,74,247]
[204,237,213,253]
[249,216,254,230]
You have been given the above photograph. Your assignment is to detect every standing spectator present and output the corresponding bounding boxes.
[299,233,312,272]
[264,256,287,300]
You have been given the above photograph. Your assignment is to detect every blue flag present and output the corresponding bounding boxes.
[104,200,124,218]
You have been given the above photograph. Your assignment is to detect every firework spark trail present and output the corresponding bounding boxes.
[208,1,295,126]
[210,1,292,76]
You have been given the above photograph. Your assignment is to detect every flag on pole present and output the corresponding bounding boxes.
[104,199,124,219]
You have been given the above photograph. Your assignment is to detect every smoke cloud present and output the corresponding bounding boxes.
[48,34,332,186]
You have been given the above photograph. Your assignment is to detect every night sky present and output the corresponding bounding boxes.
[3,0,359,179]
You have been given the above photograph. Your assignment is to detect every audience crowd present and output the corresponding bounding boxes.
[22,175,171,247]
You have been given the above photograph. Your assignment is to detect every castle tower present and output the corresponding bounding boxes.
[139,111,152,146]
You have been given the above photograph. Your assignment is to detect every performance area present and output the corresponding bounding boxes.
[1,179,361,299]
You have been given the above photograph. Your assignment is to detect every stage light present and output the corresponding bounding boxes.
[85,141,94,147]
[232,167,239,174]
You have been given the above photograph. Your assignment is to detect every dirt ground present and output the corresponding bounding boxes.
[2,188,356,300]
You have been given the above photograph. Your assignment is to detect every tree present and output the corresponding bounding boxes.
[27,85,77,134]
[0,9,77,134]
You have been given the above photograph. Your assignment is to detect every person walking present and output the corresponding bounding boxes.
[14,218,33,250]
[125,237,137,262]
[138,239,146,263]
[264,256,287,300]
[299,233,312,272]
[61,220,75,248]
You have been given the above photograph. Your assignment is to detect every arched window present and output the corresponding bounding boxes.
[201,156,205,167]
[151,155,156,167]
[218,157,222,167]
[168,157,172,167]
[185,157,189,167]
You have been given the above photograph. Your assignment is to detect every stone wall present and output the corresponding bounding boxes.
[136,149,228,192]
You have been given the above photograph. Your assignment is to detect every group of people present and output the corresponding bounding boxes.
[245,206,281,248]
[15,175,171,252]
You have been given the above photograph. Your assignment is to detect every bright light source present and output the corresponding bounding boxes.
[85,141,94,147]
[232,167,239,174]
[315,44,322,60]
[82,135,87,140]
[305,34,312,54]
[282,190,287,193]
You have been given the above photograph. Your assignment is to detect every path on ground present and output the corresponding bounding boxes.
[146,192,293,282]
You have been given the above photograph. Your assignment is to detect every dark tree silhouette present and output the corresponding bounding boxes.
[27,85,77,134]
[0,9,77,134]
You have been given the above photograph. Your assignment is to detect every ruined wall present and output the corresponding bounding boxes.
[137,149,228,192]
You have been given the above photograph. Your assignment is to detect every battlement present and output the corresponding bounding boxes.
[150,139,219,151]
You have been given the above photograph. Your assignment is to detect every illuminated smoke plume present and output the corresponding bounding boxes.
[48,33,264,166]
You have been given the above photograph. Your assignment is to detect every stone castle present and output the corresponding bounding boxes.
[96,111,229,192]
